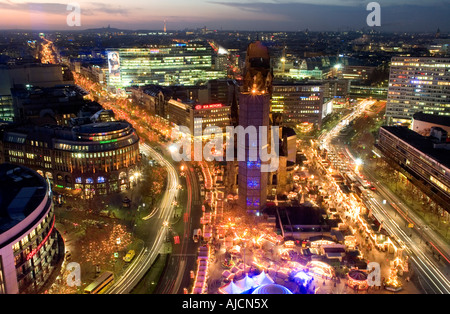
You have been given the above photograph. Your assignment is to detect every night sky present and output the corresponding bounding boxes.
[0,0,448,32]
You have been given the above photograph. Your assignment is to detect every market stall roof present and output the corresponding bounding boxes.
[331,229,345,242]
[325,252,344,259]
[234,274,256,291]
[219,282,243,294]
[323,247,345,257]
[294,271,313,283]
[252,271,274,286]
[222,270,231,278]
[309,235,335,242]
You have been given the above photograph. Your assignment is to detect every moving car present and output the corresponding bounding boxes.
[123,250,135,262]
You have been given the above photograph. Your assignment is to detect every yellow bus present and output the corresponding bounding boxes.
[84,271,114,294]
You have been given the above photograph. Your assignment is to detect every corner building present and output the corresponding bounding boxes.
[0,164,61,294]
[0,121,141,198]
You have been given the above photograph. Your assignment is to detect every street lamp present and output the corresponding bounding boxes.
[355,158,363,172]
[168,144,178,154]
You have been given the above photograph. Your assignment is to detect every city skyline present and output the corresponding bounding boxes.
[0,0,449,32]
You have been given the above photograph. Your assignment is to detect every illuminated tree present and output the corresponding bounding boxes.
[138,164,168,207]
[82,223,132,266]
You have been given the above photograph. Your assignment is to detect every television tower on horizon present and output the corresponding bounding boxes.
[164,19,167,33]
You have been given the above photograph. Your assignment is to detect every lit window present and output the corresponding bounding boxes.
[247,179,260,188]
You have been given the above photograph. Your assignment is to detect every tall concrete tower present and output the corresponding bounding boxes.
[237,40,273,213]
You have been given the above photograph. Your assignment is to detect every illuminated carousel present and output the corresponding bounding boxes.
[252,284,293,295]
[347,269,369,291]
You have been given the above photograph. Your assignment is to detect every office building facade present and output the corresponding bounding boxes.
[11,85,90,125]
[377,126,450,212]
[271,82,324,128]
[106,43,226,90]
[386,57,450,126]
[0,64,73,122]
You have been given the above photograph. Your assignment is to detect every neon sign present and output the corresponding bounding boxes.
[195,104,223,110]
[27,216,55,261]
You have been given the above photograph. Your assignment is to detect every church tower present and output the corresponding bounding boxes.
[237,40,273,213]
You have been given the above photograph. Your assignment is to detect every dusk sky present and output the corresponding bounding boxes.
[0,0,449,32]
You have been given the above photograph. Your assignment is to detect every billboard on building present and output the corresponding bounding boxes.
[108,51,121,84]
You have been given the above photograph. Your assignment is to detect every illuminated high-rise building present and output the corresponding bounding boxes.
[106,43,226,91]
[237,41,273,212]
[386,57,450,126]
[271,82,324,128]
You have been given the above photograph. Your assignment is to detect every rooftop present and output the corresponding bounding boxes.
[264,205,328,227]
[380,126,450,168]
[11,84,89,99]
[0,163,48,233]
[74,121,131,135]
[1,119,136,147]
[413,111,450,127]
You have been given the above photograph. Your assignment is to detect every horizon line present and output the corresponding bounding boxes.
[0,27,446,35]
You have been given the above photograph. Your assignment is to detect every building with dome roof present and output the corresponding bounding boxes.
[0,118,141,198]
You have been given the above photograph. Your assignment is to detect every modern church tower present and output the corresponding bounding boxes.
[237,41,273,213]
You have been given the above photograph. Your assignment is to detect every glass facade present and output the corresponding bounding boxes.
[0,95,14,122]
[12,208,58,294]
[107,44,226,88]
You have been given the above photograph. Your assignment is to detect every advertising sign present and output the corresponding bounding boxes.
[108,51,121,84]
